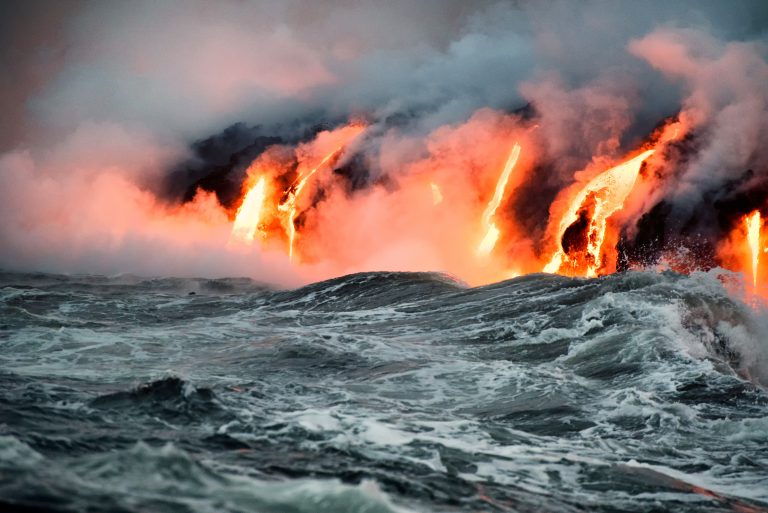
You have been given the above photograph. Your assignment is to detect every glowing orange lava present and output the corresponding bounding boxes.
[544,149,655,277]
[230,176,267,244]
[278,147,346,260]
[477,142,521,256]
[229,122,366,260]
[745,210,762,288]
[224,114,693,286]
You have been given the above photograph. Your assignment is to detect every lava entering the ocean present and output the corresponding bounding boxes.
[229,123,366,261]
[219,110,765,296]
[230,176,267,244]
[745,210,762,289]
[543,149,655,277]
[477,142,521,257]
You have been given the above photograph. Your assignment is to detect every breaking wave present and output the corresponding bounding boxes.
[1,269,767,512]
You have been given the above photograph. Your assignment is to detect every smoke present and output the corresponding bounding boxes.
[616,27,768,269]
[1,0,768,284]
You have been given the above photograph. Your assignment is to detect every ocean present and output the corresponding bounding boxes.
[1,269,767,512]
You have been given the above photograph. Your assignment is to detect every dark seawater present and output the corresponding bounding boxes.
[1,269,767,513]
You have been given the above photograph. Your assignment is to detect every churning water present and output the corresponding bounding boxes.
[1,270,767,512]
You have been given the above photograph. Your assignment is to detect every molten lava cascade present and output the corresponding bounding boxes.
[230,122,366,260]
[230,176,267,244]
[745,210,762,288]
[226,116,695,282]
[278,147,347,261]
[544,149,655,277]
[477,142,521,256]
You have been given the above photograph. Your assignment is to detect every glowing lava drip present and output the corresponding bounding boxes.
[278,148,345,261]
[477,142,521,256]
[230,176,267,244]
[544,150,655,277]
[229,123,365,259]
[745,210,762,288]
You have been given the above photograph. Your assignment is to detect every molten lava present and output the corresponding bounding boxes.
[278,147,345,261]
[745,210,762,288]
[477,142,521,256]
[544,149,655,277]
[230,176,267,244]
[224,115,697,286]
[229,122,366,260]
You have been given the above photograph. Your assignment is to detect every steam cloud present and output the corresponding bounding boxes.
[1,0,767,285]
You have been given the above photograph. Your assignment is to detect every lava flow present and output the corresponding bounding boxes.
[219,111,768,292]
[745,210,762,288]
[229,123,366,261]
[476,142,521,256]
[544,149,655,277]
[229,176,267,244]
[278,146,346,261]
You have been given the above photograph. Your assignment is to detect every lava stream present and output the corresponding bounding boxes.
[477,142,521,256]
[278,146,346,261]
[544,149,655,277]
[745,210,762,288]
[230,176,267,244]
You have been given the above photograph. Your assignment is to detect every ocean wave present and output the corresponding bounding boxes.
[1,269,767,512]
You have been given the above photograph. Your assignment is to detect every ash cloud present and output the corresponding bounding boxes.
[1,0,768,283]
